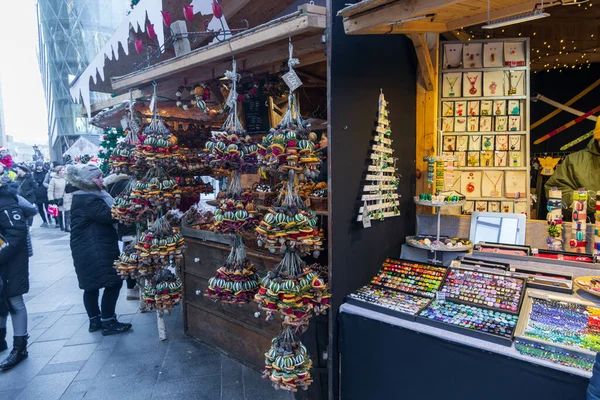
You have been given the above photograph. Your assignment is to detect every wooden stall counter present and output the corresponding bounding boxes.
[182,229,281,370]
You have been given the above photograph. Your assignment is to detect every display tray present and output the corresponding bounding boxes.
[371,258,448,298]
[457,256,510,271]
[574,276,600,298]
[413,198,466,207]
[475,242,531,257]
[344,297,419,322]
[406,235,473,252]
[416,301,515,347]
[438,266,526,316]
[514,290,600,371]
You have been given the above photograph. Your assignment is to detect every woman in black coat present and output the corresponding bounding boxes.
[32,161,50,227]
[0,177,30,371]
[14,165,37,226]
[66,164,132,336]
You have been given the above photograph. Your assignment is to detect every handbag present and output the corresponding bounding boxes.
[47,204,59,217]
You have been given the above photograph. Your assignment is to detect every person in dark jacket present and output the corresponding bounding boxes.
[589,353,600,400]
[0,176,30,371]
[66,164,132,336]
[104,173,139,300]
[32,161,50,227]
[14,165,37,227]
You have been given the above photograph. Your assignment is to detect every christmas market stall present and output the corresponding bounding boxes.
[70,1,330,398]
[329,0,600,399]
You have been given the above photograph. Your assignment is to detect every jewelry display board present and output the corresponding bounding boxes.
[439,38,530,216]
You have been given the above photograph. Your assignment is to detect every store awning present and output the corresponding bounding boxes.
[337,0,546,35]
[110,4,326,93]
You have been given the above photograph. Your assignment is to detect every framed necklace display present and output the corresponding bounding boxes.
[495,116,508,132]
[504,41,525,67]
[442,73,462,97]
[463,43,483,68]
[463,72,482,97]
[481,150,494,167]
[488,201,501,213]
[480,116,492,132]
[443,136,456,151]
[501,201,514,213]
[442,117,454,132]
[482,171,504,197]
[467,151,480,167]
[442,101,455,117]
[455,117,467,132]
[494,151,508,167]
[455,101,466,116]
[463,201,475,214]
[439,38,530,216]
[505,71,525,96]
[456,136,468,151]
[462,171,481,198]
[483,71,504,97]
[468,116,480,132]
[468,135,481,151]
[443,43,463,69]
[445,173,462,192]
[483,42,503,68]
[495,135,508,151]
[480,101,493,116]
[468,101,480,116]
[508,135,522,151]
[514,201,528,214]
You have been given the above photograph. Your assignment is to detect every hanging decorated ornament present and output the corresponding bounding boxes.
[264,325,313,392]
[175,84,210,113]
[205,236,261,304]
[111,178,144,225]
[204,131,259,172]
[109,129,140,174]
[254,248,330,322]
[130,167,182,211]
[135,216,186,271]
[142,269,183,311]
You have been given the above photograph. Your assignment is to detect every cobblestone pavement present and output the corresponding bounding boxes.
[0,217,293,400]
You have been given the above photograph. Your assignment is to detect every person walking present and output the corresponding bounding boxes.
[0,177,31,371]
[66,164,132,335]
[47,166,67,230]
[104,173,139,300]
[32,161,50,227]
[14,165,37,227]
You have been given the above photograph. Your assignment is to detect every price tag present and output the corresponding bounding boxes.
[436,291,446,302]
[282,70,303,92]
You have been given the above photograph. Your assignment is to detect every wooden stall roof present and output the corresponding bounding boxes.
[337,0,547,35]
[110,4,326,93]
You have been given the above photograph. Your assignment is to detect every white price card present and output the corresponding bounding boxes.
[282,70,303,92]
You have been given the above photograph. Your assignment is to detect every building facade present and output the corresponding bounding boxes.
[36,0,127,161]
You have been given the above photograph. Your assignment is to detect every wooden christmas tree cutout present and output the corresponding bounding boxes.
[357,90,401,225]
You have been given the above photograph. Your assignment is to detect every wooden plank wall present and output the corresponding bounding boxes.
[414,33,439,214]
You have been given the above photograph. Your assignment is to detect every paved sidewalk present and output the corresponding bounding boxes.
[0,218,292,400]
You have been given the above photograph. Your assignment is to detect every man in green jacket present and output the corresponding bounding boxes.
[545,119,600,213]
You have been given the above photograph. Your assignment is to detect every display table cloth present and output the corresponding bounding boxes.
[339,303,590,400]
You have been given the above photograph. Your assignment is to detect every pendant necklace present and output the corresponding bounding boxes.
[482,151,493,166]
[457,136,468,151]
[444,46,460,69]
[467,74,479,95]
[470,135,481,149]
[469,104,478,116]
[495,151,507,166]
[495,102,504,115]
[446,76,458,97]
[497,136,508,150]
[444,103,454,116]
[497,118,506,131]
[456,103,464,116]
[507,72,524,95]
[510,136,520,150]
[489,82,498,95]
[466,172,476,192]
[512,152,520,167]
[485,172,502,197]
[483,136,493,149]
[444,137,454,151]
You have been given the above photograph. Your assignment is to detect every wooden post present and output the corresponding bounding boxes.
[171,20,191,57]
[412,33,439,215]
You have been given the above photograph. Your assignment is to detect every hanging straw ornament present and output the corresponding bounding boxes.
[111,177,143,225]
[142,268,183,311]
[136,215,186,272]
[264,325,313,391]
[205,235,261,304]
[254,245,330,322]
[127,89,142,136]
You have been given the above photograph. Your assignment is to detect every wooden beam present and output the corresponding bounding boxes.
[343,0,460,35]
[411,33,435,91]
[358,20,447,34]
[337,0,397,18]
[446,0,547,30]
[89,89,143,115]
[111,12,326,92]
